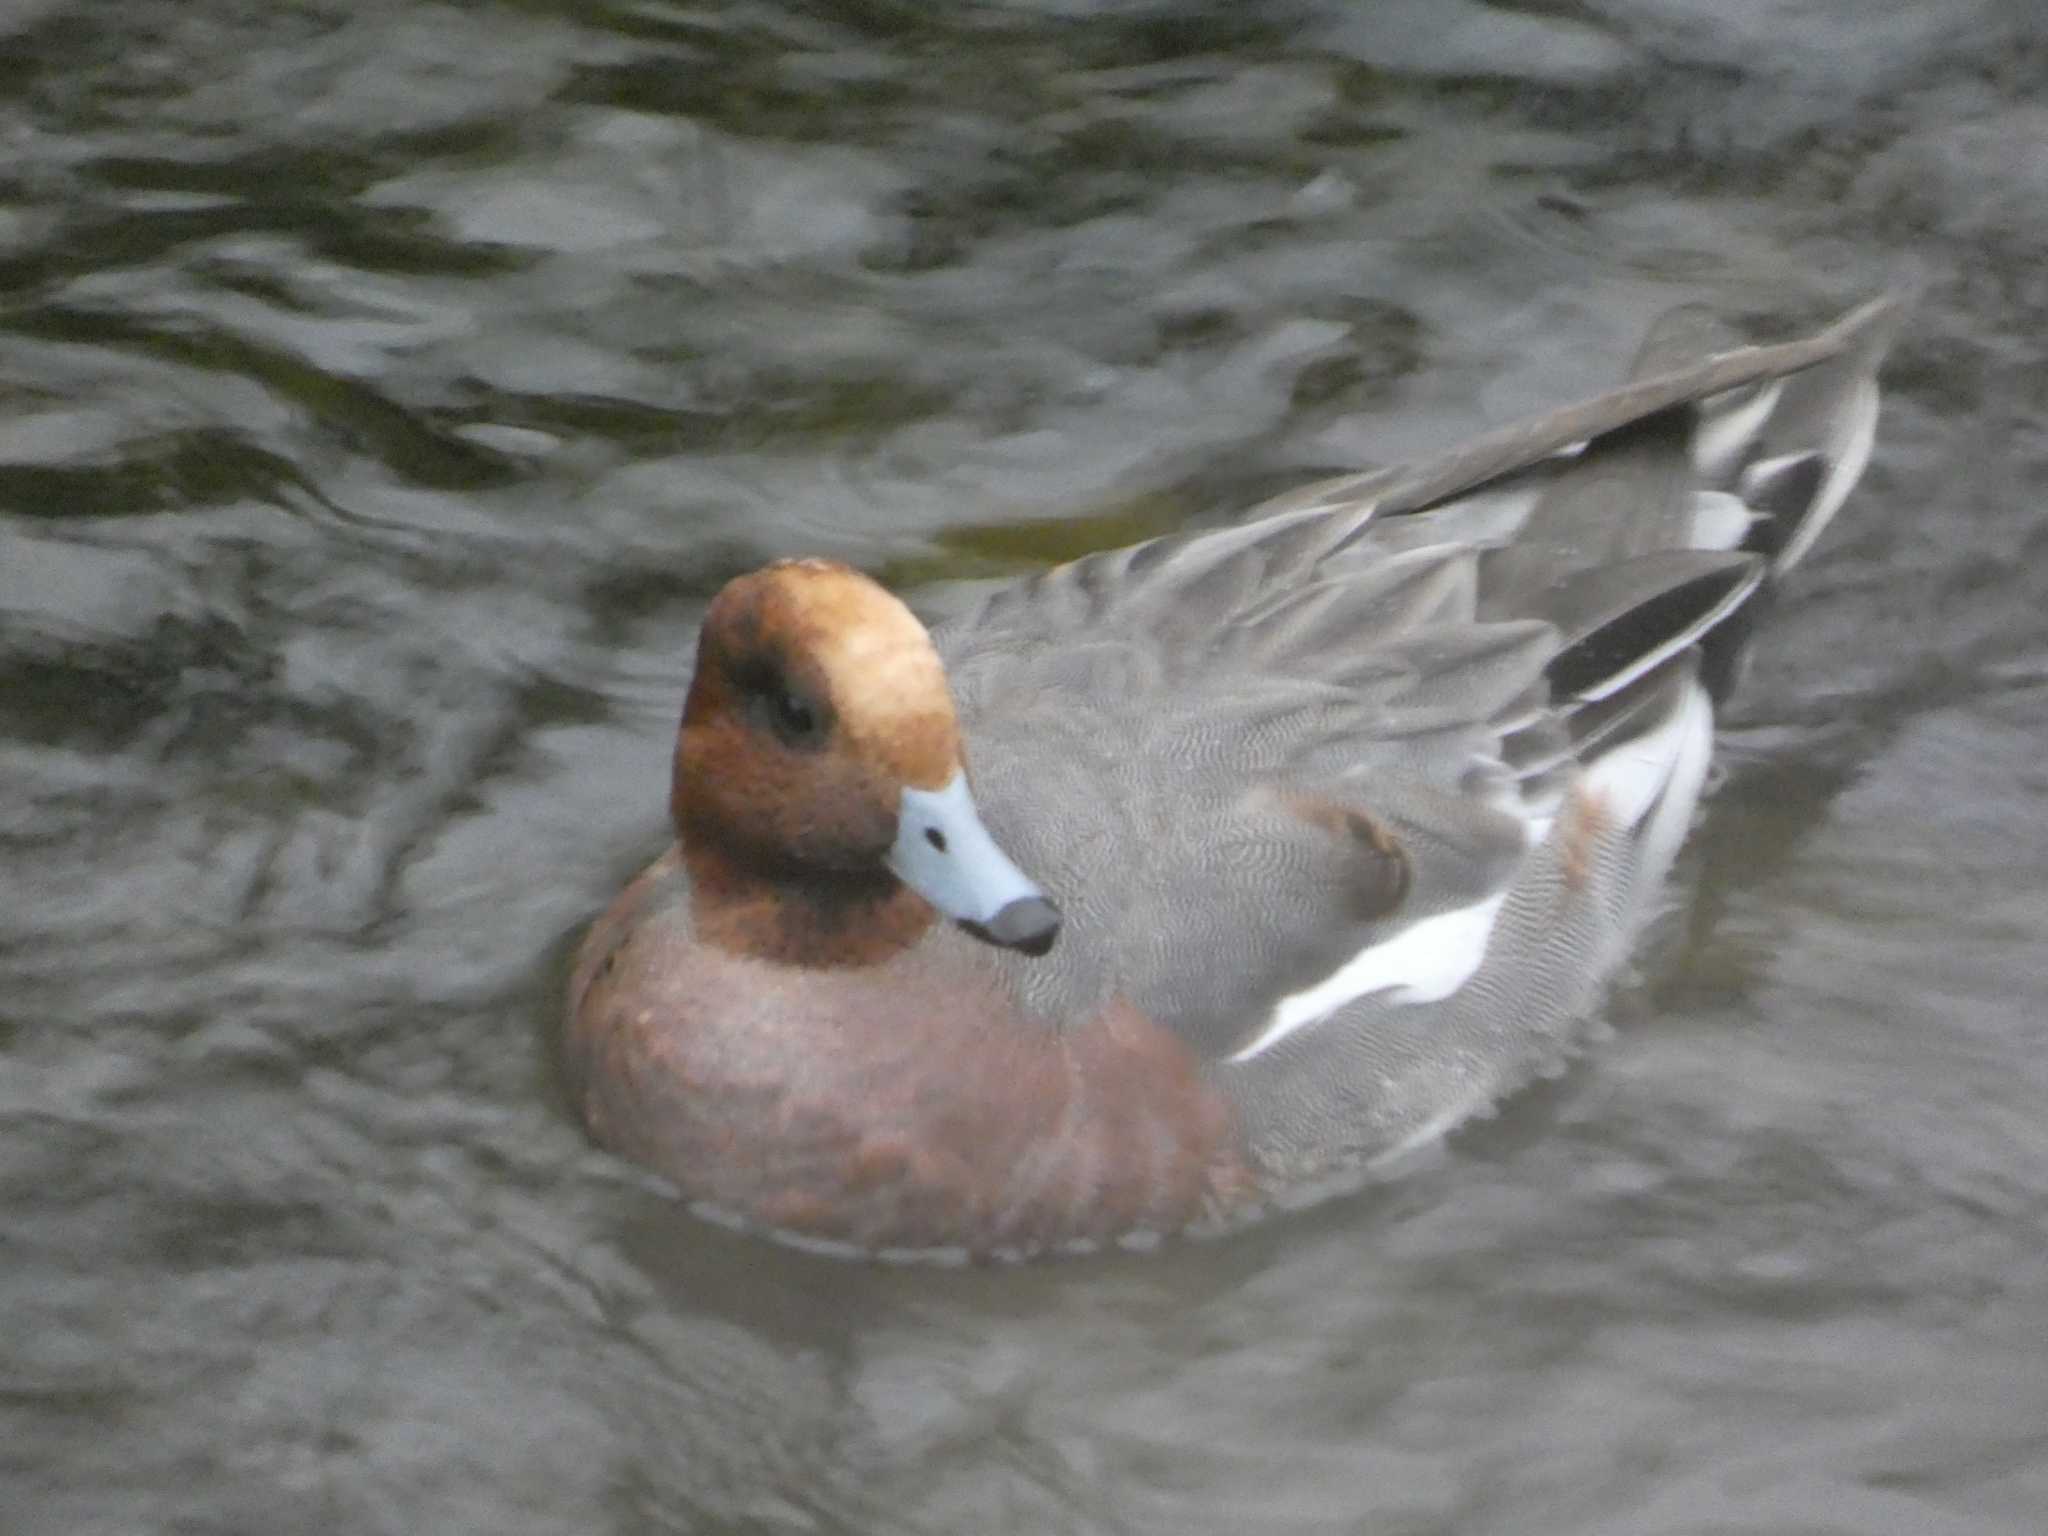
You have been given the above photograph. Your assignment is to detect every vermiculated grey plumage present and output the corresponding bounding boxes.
[934,293,1904,1183]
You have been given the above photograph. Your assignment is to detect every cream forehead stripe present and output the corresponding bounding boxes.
[805,586,952,729]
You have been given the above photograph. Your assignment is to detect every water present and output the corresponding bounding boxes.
[5,1,2046,1531]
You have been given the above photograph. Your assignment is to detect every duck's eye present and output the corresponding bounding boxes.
[766,684,823,748]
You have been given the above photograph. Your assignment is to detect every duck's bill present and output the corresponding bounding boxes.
[888,774,1061,956]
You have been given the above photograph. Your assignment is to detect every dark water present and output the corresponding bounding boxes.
[6,1,2047,1531]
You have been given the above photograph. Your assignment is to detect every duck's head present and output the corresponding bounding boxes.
[671,559,1061,961]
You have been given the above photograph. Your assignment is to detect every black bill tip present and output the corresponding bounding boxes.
[960,894,1062,957]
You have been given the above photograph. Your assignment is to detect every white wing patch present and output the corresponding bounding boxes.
[1226,892,1509,1063]
[1688,489,1761,552]
[1580,678,1715,837]
[1693,380,1783,481]
[1774,376,1878,572]
[1627,680,1716,888]
[1228,681,1720,1067]
[1466,751,1564,848]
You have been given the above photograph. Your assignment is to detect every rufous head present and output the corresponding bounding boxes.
[672,560,1059,961]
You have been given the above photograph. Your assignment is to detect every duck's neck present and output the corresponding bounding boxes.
[679,835,936,968]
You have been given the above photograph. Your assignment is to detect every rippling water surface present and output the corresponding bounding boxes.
[7,1,2047,1531]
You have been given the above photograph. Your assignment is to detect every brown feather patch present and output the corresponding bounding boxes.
[1280,792,1413,920]
[1559,781,1612,892]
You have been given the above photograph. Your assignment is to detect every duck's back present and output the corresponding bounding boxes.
[936,294,1902,1184]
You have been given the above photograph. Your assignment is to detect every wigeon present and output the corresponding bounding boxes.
[567,293,1904,1260]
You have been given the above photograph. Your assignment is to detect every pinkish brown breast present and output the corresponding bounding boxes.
[565,848,1253,1257]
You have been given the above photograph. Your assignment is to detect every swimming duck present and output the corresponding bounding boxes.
[567,293,1904,1260]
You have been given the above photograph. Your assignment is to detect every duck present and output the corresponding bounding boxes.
[566,292,1905,1261]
